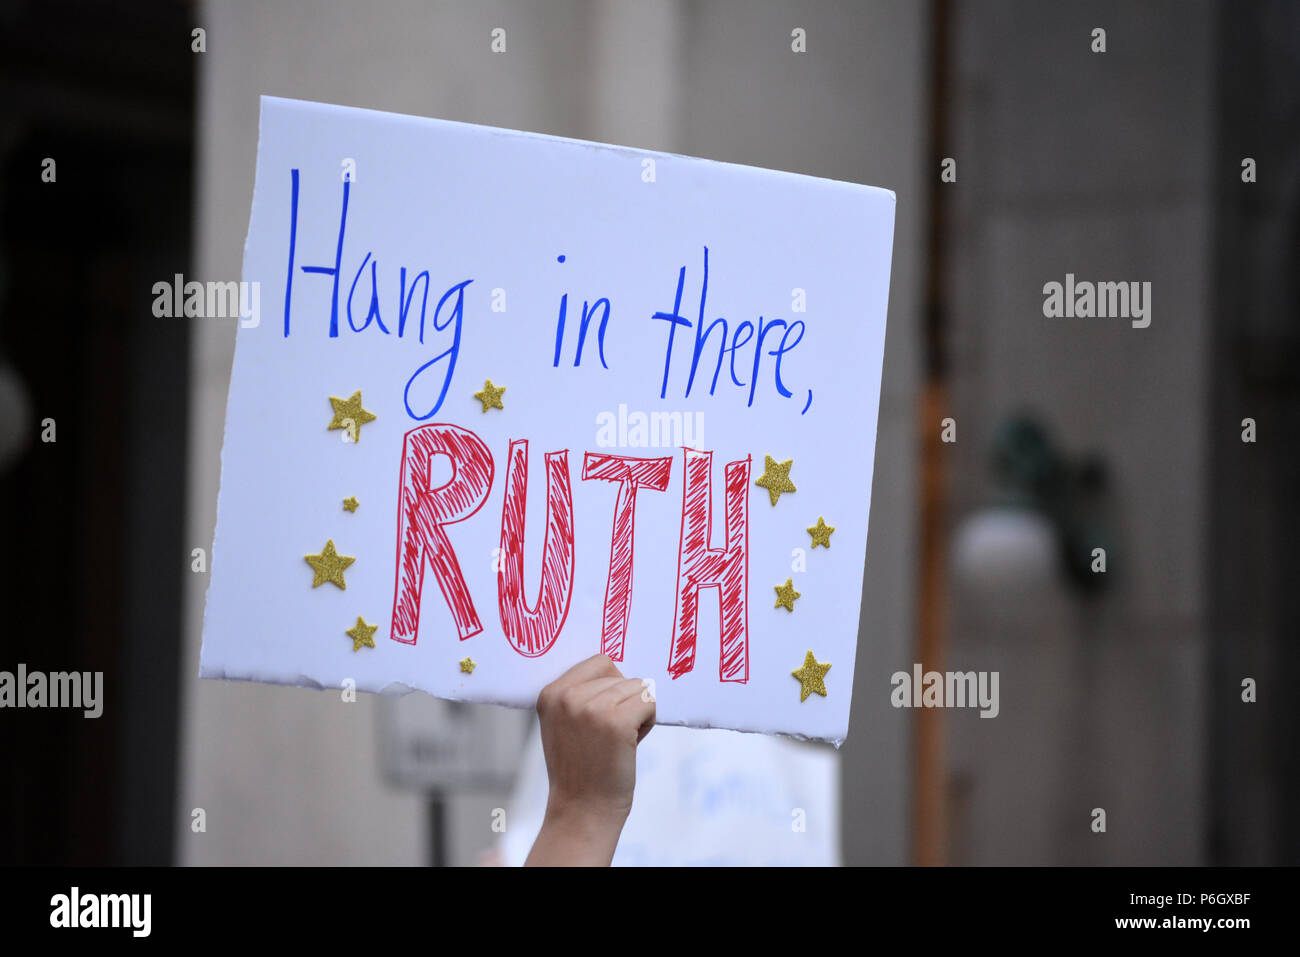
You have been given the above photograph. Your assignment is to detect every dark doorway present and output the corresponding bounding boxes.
[1209,0,1300,866]
[0,0,194,864]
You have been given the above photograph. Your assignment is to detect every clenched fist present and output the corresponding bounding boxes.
[525,654,656,866]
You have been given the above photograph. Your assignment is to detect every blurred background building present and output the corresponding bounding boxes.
[0,0,1294,865]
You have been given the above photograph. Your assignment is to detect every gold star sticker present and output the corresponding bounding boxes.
[305,539,355,589]
[342,496,359,513]
[808,516,835,548]
[754,455,796,505]
[774,578,801,612]
[473,379,506,412]
[328,390,377,442]
[346,616,378,651]
[459,657,477,674]
[792,650,831,702]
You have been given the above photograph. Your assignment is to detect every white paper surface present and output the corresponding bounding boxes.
[200,96,895,745]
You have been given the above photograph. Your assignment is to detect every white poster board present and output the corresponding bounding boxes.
[200,96,895,745]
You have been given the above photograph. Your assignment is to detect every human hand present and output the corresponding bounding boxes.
[524,654,655,866]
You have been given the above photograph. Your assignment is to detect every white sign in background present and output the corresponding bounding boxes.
[378,695,531,793]
[201,96,895,745]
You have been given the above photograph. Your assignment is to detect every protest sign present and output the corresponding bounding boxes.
[200,96,895,744]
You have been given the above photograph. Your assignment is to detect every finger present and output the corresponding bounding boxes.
[567,674,630,707]
[584,677,651,713]
[550,653,621,691]
[619,692,656,742]
[537,655,620,713]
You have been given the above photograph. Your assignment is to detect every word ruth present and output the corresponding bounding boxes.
[390,423,752,683]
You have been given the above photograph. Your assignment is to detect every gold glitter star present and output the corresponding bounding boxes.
[328,390,377,442]
[774,578,801,612]
[342,496,359,513]
[808,516,835,548]
[754,455,796,505]
[459,657,477,674]
[305,539,355,589]
[346,616,378,651]
[473,379,506,412]
[792,650,831,702]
